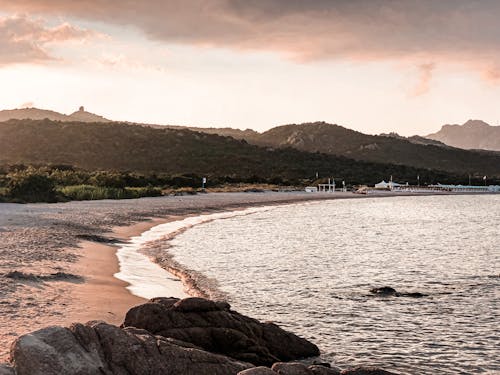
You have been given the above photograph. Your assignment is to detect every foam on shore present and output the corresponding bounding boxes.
[114,206,273,299]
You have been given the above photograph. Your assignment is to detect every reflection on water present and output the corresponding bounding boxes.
[167,195,499,374]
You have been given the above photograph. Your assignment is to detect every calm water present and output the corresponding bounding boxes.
[166,195,499,374]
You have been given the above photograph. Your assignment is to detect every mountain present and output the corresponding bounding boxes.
[240,122,500,176]
[0,107,499,177]
[0,106,110,123]
[379,132,448,147]
[0,119,466,185]
[426,120,500,151]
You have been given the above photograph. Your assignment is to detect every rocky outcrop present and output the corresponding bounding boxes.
[9,321,252,375]
[1,297,399,375]
[123,297,320,366]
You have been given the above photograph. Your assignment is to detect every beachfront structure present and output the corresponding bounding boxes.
[374,180,402,190]
[305,186,318,193]
[318,178,335,192]
[429,184,500,193]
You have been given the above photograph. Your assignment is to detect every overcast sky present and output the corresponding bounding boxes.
[1,1,500,135]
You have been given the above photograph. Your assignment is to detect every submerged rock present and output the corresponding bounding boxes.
[123,297,320,366]
[9,321,252,375]
[369,287,427,298]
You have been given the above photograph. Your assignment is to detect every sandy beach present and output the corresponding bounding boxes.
[0,191,366,360]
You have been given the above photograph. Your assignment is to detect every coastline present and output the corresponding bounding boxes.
[61,190,487,325]
[0,190,496,361]
[62,197,347,327]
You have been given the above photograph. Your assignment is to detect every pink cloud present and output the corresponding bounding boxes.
[0,13,96,66]
[1,1,500,85]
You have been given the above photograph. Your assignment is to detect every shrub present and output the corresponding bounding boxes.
[59,185,162,201]
[7,171,57,203]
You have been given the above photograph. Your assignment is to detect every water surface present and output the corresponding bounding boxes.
[167,195,499,374]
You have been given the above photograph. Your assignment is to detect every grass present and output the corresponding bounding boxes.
[58,185,163,201]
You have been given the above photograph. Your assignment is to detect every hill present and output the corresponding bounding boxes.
[0,106,110,123]
[0,119,466,185]
[426,120,500,151]
[0,107,499,177]
[245,122,500,176]
[153,122,500,176]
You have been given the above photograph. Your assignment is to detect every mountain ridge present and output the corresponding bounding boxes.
[426,119,500,151]
[1,107,499,177]
[0,106,111,123]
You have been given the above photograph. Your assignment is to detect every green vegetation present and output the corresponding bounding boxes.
[58,185,162,201]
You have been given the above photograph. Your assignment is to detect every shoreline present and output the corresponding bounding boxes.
[0,190,496,362]
[64,190,492,326]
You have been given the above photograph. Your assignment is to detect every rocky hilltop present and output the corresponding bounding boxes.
[0,297,396,375]
[0,106,110,123]
[426,120,500,151]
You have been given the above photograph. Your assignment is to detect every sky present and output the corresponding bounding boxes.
[1,1,500,136]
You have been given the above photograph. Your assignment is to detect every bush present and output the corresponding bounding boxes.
[7,171,57,203]
[59,185,162,201]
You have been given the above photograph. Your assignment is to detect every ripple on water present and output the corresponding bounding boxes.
[165,195,499,374]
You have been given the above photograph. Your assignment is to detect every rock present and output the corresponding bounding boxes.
[340,366,398,375]
[9,321,253,375]
[124,297,320,366]
[272,362,313,374]
[369,287,398,296]
[238,366,277,374]
[0,364,14,375]
[400,292,427,298]
[369,287,427,298]
[309,364,342,374]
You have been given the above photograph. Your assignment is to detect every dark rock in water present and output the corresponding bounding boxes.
[9,321,253,375]
[400,292,427,298]
[370,287,427,298]
[369,287,398,296]
[340,366,398,375]
[271,362,314,374]
[123,297,320,366]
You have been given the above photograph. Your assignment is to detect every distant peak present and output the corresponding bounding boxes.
[462,119,490,128]
[79,106,85,112]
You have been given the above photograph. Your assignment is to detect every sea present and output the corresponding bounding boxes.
[130,195,500,374]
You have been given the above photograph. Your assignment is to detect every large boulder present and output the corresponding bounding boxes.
[123,297,320,366]
[9,321,253,375]
[271,362,313,374]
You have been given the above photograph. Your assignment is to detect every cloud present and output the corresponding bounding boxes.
[0,13,96,66]
[1,1,500,79]
[410,63,436,97]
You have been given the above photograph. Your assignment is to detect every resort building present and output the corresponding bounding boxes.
[429,184,500,193]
